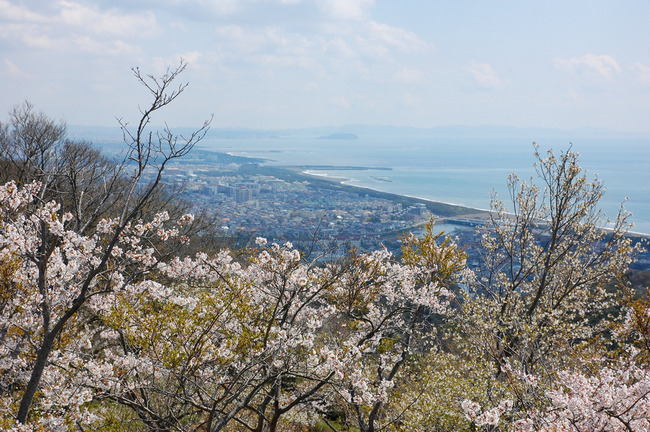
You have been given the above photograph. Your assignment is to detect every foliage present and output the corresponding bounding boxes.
[1,91,647,432]
[88,232,460,431]
[0,177,464,431]
[0,180,198,430]
[464,147,636,373]
[447,146,647,431]
[0,61,211,430]
[520,354,650,431]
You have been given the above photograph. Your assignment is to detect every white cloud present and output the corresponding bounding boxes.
[180,51,203,65]
[58,1,159,38]
[348,21,427,66]
[215,25,267,53]
[73,36,142,56]
[326,38,357,58]
[633,62,650,85]
[211,25,326,79]
[467,61,501,88]
[394,67,423,83]
[4,59,27,78]
[0,1,160,57]
[367,21,427,53]
[554,54,622,80]
[316,0,374,20]
[0,22,56,48]
[0,0,48,22]
[192,0,241,16]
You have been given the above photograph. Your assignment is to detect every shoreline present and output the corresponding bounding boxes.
[338,179,492,214]
[298,169,650,238]
[293,168,489,219]
[298,168,490,213]
[208,150,649,238]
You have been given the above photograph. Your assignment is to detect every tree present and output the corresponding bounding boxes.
[473,145,637,362]
[0,102,126,237]
[89,239,345,432]
[519,356,650,432]
[452,144,643,426]
[0,60,211,427]
[330,222,467,432]
[0,102,67,186]
[462,305,650,432]
[78,223,462,432]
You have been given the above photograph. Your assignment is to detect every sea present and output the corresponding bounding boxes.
[197,133,650,236]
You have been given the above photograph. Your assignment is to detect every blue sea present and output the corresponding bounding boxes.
[198,134,650,235]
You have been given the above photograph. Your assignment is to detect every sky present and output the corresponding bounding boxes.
[1,0,649,132]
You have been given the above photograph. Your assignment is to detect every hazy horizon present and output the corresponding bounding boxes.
[67,123,650,141]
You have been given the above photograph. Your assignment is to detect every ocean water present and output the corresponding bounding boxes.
[198,135,650,235]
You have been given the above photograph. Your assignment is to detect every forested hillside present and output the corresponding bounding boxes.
[1,66,648,432]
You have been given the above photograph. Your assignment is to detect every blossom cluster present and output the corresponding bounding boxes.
[0,181,199,430]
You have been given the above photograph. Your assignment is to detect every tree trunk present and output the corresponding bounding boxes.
[17,330,56,423]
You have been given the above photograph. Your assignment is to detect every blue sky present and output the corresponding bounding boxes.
[1,0,649,132]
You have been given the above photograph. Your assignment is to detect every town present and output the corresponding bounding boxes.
[152,150,466,256]
[145,149,650,272]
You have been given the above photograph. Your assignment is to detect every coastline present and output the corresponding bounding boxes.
[298,168,649,239]
[338,179,492,214]
[234,156,480,217]
[208,150,649,238]
[295,168,489,219]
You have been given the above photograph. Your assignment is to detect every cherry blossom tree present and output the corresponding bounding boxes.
[461,345,650,432]
[522,356,650,432]
[460,145,641,395]
[402,146,645,432]
[79,222,462,432]
[0,61,210,428]
[86,239,342,431]
[327,223,465,432]
[0,64,461,431]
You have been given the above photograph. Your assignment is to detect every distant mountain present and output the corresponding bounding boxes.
[317,133,359,140]
[205,128,282,139]
[67,125,122,141]
[68,124,650,144]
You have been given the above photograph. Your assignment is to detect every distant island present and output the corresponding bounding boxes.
[317,133,359,140]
